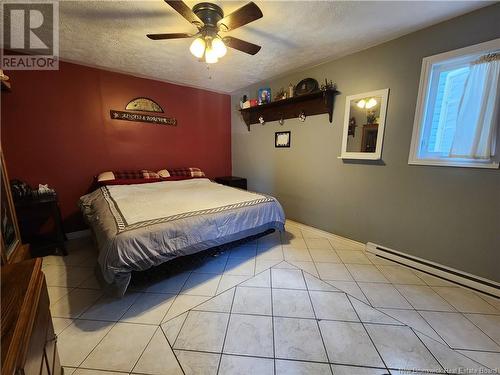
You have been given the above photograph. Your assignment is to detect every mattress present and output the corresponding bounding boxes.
[79,178,285,295]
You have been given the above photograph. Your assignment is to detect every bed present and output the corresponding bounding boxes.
[79,178,285,295]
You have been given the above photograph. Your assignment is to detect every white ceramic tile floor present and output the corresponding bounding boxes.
[271,268,306,289]
[276,359,332,375]
[45,221,499,374]
[173,310,229,352]
[174,350,220,374]
[309,290,359,321]
[219,354,274,375]
[132,328,183,375]
[272,288,315,319]
[120,292,176,324]
[81,322,157,372]
[320,320,385,368]
[346,264,389,283]
[223,314,274,357]
[180,272,222,296]
[231,286,272,315]
[316,262,354,281]
[432,286,499,314]
[394,284,456,311]
[274,316,328,362]
[364,324,442,370]
[419,311,500,351]
[358,283,413,309]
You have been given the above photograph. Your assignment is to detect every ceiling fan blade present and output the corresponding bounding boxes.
[223,36,261,55]
[217,2,263,31]
[165,1,203,26]
[147,33,193,40]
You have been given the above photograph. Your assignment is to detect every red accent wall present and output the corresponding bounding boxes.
[1,61,231,231]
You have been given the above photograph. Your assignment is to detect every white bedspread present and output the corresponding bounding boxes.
[107,178,271,226]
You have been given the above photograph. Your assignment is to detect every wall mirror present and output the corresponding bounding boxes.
[341,89,389,160]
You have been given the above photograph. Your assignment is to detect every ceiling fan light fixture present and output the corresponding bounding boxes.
[190,37,206,58]
[212,37,227,58]
[148,1,263,64]
[205,47,219,63]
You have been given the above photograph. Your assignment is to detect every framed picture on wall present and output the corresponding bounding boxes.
[275,131,291,148]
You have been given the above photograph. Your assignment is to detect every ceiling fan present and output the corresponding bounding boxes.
[147,1,263,64]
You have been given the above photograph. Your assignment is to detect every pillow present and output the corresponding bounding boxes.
[157,169,171,178]
[167,167,205,178]
[97,170,160,182]
[97,171,115,182]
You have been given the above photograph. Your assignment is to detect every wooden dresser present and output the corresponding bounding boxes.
[1,258,62,375]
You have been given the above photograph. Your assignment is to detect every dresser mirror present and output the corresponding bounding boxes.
[341,89,389,160]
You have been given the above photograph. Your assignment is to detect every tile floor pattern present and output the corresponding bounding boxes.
[43,221,500,375]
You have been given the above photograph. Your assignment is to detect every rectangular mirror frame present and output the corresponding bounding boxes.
[341,88,390,160]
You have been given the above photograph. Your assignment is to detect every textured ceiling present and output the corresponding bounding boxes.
[59,1,488,93]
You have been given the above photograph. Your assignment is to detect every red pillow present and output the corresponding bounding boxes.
[97,170,160,183]
[166,167,205,178]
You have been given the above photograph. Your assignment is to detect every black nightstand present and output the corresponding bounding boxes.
[14,195,67,256]
[215,176,247,190]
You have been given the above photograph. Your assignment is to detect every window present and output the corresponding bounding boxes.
[409,39,500,168]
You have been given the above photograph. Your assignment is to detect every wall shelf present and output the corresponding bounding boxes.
[239,88,339,131]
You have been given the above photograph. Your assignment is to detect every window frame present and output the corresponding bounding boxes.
[408,38,500,169]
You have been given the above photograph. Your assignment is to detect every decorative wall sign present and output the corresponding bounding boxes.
[110,110,177,126]
[275,131,291,148]
[125,97,164,113]
[110,97,177,126]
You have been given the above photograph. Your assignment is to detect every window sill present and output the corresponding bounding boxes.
[408,157,499,169]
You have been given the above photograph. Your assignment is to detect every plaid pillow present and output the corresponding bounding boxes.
[167,167,205,178]
[107,170,160,180]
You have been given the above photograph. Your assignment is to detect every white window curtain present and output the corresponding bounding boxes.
[450,53,500,159]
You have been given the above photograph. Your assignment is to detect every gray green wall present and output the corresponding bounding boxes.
[231,4,500,282]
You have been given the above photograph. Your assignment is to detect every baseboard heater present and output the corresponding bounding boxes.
[366,242,500,299]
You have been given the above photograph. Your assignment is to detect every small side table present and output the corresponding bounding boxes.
[14,195,67,256]
[215,176,247,190]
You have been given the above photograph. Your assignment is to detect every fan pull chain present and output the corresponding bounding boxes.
[206,64,212,80]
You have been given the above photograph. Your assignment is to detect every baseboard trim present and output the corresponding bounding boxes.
[366,242,500,298]
[66,229,91,240]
